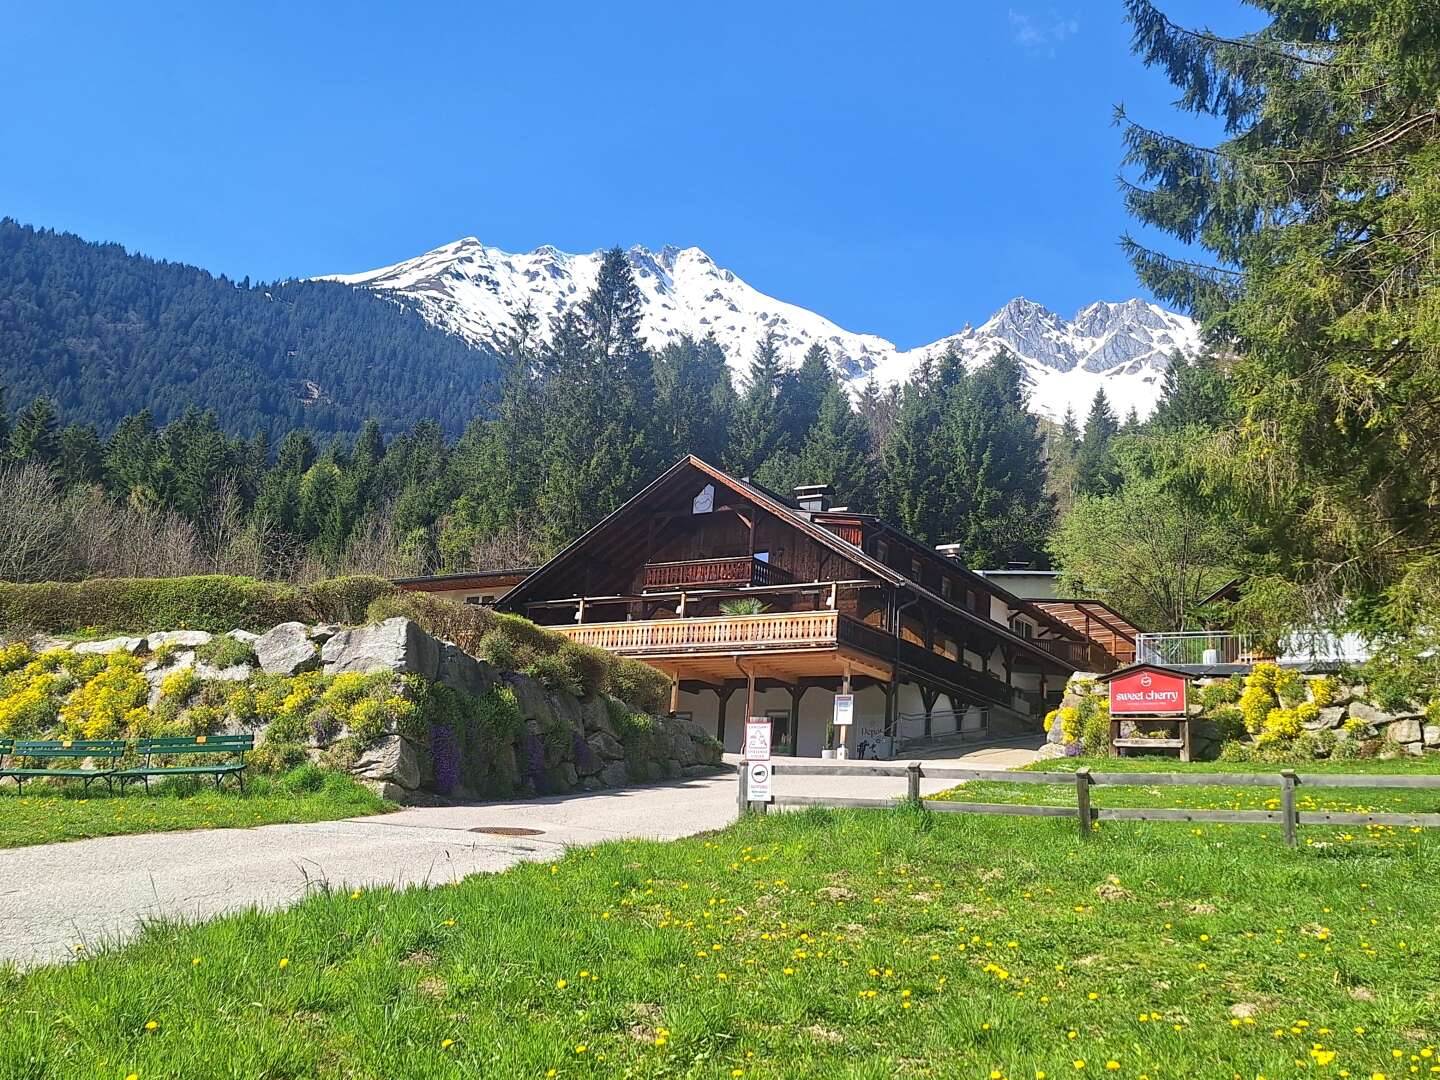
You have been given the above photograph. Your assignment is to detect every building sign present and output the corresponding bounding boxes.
[747,760,773,802]
[832,694,854,726]
[745,717,772,760]
[1108,667,1188,715]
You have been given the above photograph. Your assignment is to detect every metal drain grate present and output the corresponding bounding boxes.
[469,826,545,837]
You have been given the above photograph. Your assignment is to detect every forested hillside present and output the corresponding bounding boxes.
[0,219,501,441]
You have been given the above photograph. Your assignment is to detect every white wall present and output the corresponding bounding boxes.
[677,683,892,757]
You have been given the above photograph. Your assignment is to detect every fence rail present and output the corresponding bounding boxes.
[734,760,1440,846]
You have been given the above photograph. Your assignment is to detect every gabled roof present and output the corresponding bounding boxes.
[1097,661,1192,684]
[501,455,1078,671]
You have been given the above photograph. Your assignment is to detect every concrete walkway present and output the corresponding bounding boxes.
[0,739,1039,969]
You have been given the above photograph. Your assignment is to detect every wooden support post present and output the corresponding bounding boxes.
[744,666,757,721]
[715,686,734,747]
[1281,769,1298,847]
[906,761,922,804]
[669,677,680,716]
[737,757,749,818]
[1076,767,1093,839]
[837,662,851,759]
[1180,717,1193,763]
[787,684,803,757]
[575,597,586,623]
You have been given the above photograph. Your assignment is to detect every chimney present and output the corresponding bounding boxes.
[935,543,965,561]
[793,484,833,512]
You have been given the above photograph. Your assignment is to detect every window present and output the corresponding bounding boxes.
[753,550,769,564]
[1017,621,1034,639]
[464,596,481,605]
[876,540,889,563]
[941,578,952,600]
[765,709,792,752]
[910,556,923,582]
[692,484,715,514]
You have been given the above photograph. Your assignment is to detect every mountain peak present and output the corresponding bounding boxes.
[319,242,1200,420]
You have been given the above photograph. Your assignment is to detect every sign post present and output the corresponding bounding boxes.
[832,693,854,760]
[1102,663,1193,762]
[745,717,773,805]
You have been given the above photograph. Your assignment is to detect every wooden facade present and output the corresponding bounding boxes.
[502,456,1108,757]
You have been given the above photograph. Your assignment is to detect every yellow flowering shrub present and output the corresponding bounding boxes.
[58,653,150,738]
[1262,706,1303,741]
[0,671,61,736]
[1057,706,1081,744]
[1238,684,1275,734]
[1307,675,1340,708]
[1247,662,1279,693]
[0,641,35,675]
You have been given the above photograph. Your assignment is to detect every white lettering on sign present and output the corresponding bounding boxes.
[747,760,773,802]
[745,718,772,761]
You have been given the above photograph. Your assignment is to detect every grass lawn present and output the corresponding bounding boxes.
[2,807,1436,1078]
[0,767,391,849]
[931,755,1440,821]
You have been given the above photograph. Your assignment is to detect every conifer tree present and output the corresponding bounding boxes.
[727,332,786,477]
[9,396,59,466]
[1075,389,1120,496]
[653,334,736,463]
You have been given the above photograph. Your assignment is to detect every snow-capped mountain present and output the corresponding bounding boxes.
[322,238,1201,420]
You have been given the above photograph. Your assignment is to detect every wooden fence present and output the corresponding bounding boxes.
[734,759,1440,847]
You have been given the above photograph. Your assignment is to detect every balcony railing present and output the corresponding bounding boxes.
[1136,630,1371,667]
[1031,637,1120,673]
[557,610,842,655]
[641,556,792,590]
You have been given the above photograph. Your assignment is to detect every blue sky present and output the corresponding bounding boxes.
[2,1,1250,349]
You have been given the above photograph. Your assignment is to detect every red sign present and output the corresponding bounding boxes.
[1109,668,1188,715]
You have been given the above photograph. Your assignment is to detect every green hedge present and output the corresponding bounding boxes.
[0,575,396,635]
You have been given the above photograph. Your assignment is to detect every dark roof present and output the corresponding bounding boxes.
[395,569,534,587]
[501,454,1080,671]
[1097,661,1192,683]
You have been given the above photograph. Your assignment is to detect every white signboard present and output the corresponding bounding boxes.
[747,760,773,802]
[745,717,772,761]
[832,694,855,726]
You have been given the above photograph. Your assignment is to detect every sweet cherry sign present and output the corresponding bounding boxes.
[1107,664,1188,715]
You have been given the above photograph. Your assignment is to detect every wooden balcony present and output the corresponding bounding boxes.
[1031,637,1118,673]
[559,610,842,655]
[641,556,791,590]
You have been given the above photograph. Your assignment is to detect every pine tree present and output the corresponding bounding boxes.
[9,396,59,466]
[727,332,786,477]
[653,334,736,463]
[793,382,876,509]
[1075,389,1120,496]
[56,423,103,489]
[778,344,833,451]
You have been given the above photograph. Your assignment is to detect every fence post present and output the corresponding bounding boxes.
[737,757,749,819]
[906,761,922,804]
[1281,769,1298,848]
[1075,767,1093,839]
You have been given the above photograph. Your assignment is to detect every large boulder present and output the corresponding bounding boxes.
[588,730,626,761]
[599,761,630,787]
[73,636,147,655]
[436,643,496,699]
[322,618,440,679]
[580,696,618,738]
[194,661,252,682]
[1315,706,1346,729]
[550,690,584,733]
[227,629,260,645]
[149,630,212,649]
[1385,717,1424,745]
[1425,724,1440,748]
[1348,701,1395,727]
[508,675,555,726]
[255,622,321,676]
[354,734,422,790]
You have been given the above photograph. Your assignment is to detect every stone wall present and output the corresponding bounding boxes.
[35,617,725,802]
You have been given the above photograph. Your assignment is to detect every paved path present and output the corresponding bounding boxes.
[0,741,1039,969]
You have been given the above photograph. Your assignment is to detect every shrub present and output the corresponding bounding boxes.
[58,652,149,738]
[525,651,583,698]
[1238,683,1276,734]
[279,762,329,793]
[0,576,305,635]
[153,668,201,725]
[1307,675,1341,708]
[250,741,309,774]
[303,576,396,624]
[1210,704,1246,742]
[195,635,256,670]
[476,628,520,671]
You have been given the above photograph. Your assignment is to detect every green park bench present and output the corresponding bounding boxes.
[1,738,126,793]
[116,734,253,793]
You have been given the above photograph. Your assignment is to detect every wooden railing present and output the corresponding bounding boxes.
[641,556,792,590]
[557,610,842,654]
[1032,637,1118,673]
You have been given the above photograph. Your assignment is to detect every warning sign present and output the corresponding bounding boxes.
[745,717,772,760]
[747,760,773,802]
